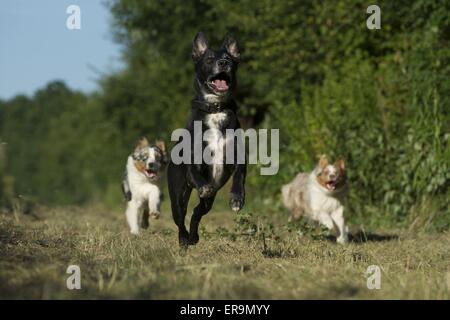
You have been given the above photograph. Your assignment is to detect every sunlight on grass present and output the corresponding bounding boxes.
[0,206,449,299]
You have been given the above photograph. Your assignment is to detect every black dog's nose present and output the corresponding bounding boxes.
[218,59,229,68]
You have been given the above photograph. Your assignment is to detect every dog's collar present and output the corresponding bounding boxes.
[191,99,236,114]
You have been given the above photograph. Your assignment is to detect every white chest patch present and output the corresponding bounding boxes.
[204,112,229,185]
[205,112,228,129]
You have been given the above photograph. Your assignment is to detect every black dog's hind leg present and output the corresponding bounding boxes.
[168,164,192,247]
[189,193,216,245]
[173,186,192,247]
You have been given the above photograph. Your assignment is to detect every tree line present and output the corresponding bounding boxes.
[0,0,448,230]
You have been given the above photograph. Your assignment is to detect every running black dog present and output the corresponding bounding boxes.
[167,32,246,247]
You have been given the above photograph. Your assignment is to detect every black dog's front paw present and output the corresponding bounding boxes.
[198,184,214,198]
[229,193,245,212]
[179,230,190,249]
[188,232,199,245]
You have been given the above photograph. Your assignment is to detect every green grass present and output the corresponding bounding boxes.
[1,197,449,299]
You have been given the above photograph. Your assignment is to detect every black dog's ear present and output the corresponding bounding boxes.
[221,35,240,60]
[192,32,209,61]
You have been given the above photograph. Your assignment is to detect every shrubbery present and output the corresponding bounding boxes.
[0,0,448,230]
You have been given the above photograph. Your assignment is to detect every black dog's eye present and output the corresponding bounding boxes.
[205,57,214,64]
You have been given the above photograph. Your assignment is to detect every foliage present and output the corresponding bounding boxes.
[0,0,448,230]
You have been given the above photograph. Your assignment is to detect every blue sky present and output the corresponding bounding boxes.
[0,0,123,100]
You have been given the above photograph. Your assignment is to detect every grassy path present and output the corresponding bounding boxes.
[0,205,449,299]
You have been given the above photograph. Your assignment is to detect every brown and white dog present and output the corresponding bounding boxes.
[282,156,349,244]
[122,137,167,234]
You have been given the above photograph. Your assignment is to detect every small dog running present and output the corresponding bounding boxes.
[122,137,167,234]
[282,156,349,244]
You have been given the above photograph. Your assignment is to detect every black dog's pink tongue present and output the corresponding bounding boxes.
[213,79,229,91]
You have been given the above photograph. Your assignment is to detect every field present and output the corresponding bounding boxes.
[1,0,449,302]
[1,193,449,300]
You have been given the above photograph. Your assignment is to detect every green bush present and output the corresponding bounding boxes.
[249,4,450,230]
[0,0,448,230]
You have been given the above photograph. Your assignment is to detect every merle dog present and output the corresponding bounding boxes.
[167,32,246,248]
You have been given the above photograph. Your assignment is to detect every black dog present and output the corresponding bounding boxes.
[167,32,246,247]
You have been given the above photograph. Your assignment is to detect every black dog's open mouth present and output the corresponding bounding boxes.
[208,72,230,93]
